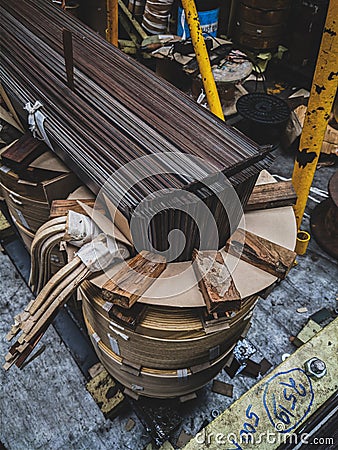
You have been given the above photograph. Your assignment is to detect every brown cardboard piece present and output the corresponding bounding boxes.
[29,151,70,173]
[77,201,132,247]
[103,193,133,244]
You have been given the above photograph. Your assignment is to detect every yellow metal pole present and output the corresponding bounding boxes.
[292,0,338,230]
[106,0,119,47]
[180,0,224,120]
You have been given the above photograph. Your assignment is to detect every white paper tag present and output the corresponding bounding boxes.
[92,332,100,344]
[177,368,188,380]
[15,209,30,230]
[102,301,113,312]
[0,165,11,174]
[108,333,120,355]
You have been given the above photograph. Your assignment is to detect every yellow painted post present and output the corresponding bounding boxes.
[106,0,119,47]
[292,0,338,229]
[180,0,224,120]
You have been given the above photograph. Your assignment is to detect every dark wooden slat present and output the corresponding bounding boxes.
[212,379,234,397]
[1,133,46,172]
[245,180,297,211]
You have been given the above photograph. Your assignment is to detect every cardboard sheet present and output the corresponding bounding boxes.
[77,201,132,247]
[29,151,70,173]
[68,185,95,200]
[103,193,133,244]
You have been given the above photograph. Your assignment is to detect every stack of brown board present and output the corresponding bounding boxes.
[1,0,274,261]
[1,132,46,175]
[80,279,260,398]
[233,0,291,50]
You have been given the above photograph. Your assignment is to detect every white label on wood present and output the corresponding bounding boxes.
[102,301,113,312]
[92,332,100,344]
[108,333,120,355]
[177,369,188,380]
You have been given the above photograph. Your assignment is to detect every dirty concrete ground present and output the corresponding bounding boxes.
[0,144,337,449]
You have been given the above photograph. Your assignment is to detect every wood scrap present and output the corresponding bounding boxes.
[259,358,272,375]
[176,430,193,448]
[212,379,234,397]
[86,368,125,419]
[1,133,47,172]
[125,418,135,432]
[49,199,96,218]
[241,359,261,378]
[192,250,241,314]
[109,303,147,329]
[245,180,297,211]
[102,251,166,309]
[225,228,296,279]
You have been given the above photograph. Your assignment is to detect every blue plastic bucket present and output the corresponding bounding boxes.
[177,7,219,39]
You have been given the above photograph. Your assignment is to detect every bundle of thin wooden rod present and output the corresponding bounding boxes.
[1,0,273,260]
[5,257,90,370]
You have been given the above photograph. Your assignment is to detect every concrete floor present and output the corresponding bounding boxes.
[0,150,337,450]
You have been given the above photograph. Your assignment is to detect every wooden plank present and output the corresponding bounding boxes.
[225,228,296,279]
[102,251,166,309]
[212,379,234,398]
[192,250,241,314]
[1,133,46,171]
[245,180,297,211]
[86,369,125,419]
[109,303,147,329]
[49,199,96,218]
[184,318,338,450]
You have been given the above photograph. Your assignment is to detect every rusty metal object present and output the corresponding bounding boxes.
[233,0,290,50]
[311,170,338,260]
[241,0,290,10]
[239,4,289,25]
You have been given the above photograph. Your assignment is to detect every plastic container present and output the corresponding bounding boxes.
[177,0,220,39]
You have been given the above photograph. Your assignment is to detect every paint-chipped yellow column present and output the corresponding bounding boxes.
[106,0,118,47]
[181,0,224,120]
[292,0,338,229]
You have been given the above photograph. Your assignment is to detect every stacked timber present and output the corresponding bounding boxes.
[79,214,296,398]
[81,279,259,399]
[1,0,273,262]
[0,136,80,278]
[4,174,298,398]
